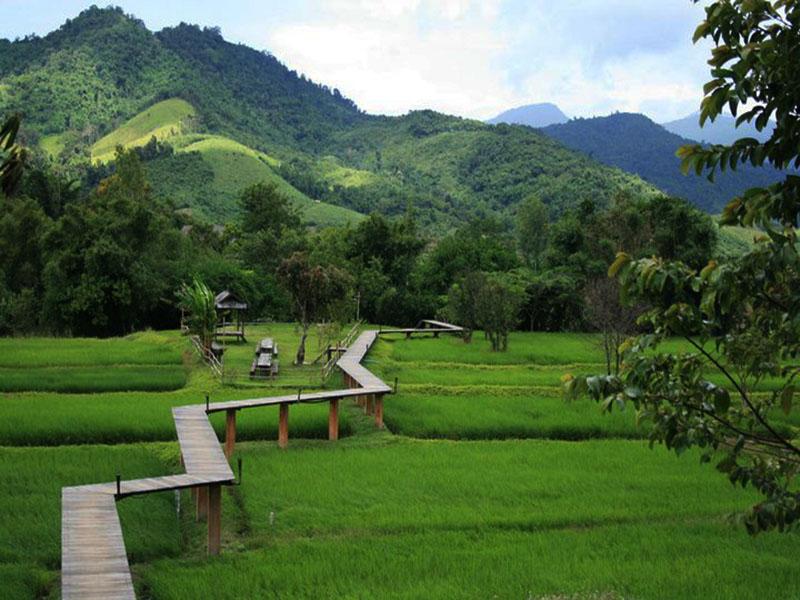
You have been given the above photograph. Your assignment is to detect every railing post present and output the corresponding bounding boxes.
[224,409,236,459]
[196,485,208,521]
[279,403,289,449]
[207,484,221,555]
[328,399,339,441]
[375,394,384,428]
[365,394,374,415]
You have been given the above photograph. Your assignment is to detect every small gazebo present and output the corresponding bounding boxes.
[215,290,248,342]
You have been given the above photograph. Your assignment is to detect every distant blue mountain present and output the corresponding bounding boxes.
[541,112,785,213]
[661,111,773,146]
[487,103,568,128]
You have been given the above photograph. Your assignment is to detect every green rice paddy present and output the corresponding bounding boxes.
[1,326,798,599]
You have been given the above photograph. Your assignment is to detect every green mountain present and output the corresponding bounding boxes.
[1,6,658,229]
[541,113,786,213]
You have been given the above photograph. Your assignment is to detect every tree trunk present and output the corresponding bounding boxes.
[295,327,308,365]
[603,330,612,376]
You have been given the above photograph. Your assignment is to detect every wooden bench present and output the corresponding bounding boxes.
[250,338,279,378]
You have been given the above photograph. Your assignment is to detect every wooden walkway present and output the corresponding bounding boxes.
[61,321,464,599]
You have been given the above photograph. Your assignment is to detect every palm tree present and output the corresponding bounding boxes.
[1,113,27,197]
[177,278,217,351]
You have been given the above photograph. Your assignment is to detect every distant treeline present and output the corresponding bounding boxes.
[0,146,720,337]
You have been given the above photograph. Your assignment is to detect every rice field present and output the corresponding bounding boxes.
[1,326,798,599]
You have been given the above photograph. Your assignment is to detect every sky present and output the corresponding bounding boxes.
[0,0,714,122]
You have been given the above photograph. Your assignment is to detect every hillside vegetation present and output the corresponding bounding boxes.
[541,113,786,213]
[82,97,363,224]
[1,6,661,229]
[90,97,196,162]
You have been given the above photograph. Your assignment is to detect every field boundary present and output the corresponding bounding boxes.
[60,320,464,599]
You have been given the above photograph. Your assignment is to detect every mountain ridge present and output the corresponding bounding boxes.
[540,112,785,213]
[1,7,663,228]
[487,103,568,128]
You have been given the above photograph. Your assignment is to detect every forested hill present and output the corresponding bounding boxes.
[540,113,784,213]
[0,6,658,229]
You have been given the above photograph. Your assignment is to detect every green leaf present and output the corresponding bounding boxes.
[608,252,631,278]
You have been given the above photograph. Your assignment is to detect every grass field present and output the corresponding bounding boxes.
[85,97,365,227]
[175,134,362,227]
[1,326,798,599]
[136,440,800,600]
[0,333,186,393]
[90,98,196,162]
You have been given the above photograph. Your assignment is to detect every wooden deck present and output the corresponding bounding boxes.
[61,321,461,599]
[379,320,466,337]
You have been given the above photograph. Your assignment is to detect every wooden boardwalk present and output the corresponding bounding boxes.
[61,322,463,599]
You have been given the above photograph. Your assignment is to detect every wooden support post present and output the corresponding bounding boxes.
[375,394,384,428]
[224,409,236,459]
[279,403,289,449]
[406,331,412,339]
[434,331,440,338]
[196,485,208,521]
[207,484,221,555]
[328,399,339,441]
[365,394,374,415]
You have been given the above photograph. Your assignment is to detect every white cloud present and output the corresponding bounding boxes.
[266,1,516,118]
[252,0,715,122]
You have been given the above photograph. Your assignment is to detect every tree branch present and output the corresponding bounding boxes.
[684,336,800,457]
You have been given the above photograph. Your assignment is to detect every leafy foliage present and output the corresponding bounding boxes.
[176,277,216,350]
[40,148,182,335]
[0,112,25,196]
[568,0,800,534]
[0,7,660,231]
[277,252,351,364]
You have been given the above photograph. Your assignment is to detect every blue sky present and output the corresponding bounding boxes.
[0,1,713,122]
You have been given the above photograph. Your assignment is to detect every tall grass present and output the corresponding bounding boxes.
[140,522,800,600]
[0,335,182,367]
[0,443,183,568]
[385,392,643,439]
[0,564,53,600]
[0,364,187,393]
[0,389,351,445]
[230,439,761,539]
[139,438,800,600]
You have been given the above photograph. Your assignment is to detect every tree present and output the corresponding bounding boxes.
[583,276,638,376]
[421,218,519,295]
[520,269,585,332]
[443,272,486,343]
[41,148,179,335]
[238,182,303,274]
[567,0,800,534]
[0,113,26,197]
[177,277,216,351]
[474,273,523,352]
[340,213,432,326]
[516,195,549,270]
[277,252,350,365]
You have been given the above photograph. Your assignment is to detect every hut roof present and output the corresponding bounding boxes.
[215,290,248,311]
